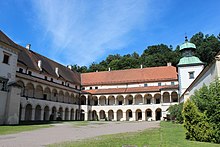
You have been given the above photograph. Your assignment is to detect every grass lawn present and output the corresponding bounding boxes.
[49,121,220,147]
[0,124,51,135]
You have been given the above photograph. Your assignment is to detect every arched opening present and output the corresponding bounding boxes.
[145,109,152,121]
[125,95,133,105]
[88,110,92,120]
[50,106,57,120]
[171,92,178,102]
[25,104,32,121]
[99,110,106,120]
[108,110,114,121]
[64,92,70,103]
[92,96,98,106]
[65,108,69,120]
[126,109,132,121]
[155,108,162,121]
[25,83,34,97]
[154,94,161,104]
[92,110,98,121]
[58,107,63,120]
[75,109,80,120]
[108,95,115,105]
[44,87,51,100]
[58,91,64,102]
[19,104,22,121]
[99,96,106,106]
[35,105,41,120]
[17,81,25,96]
[51,89,58,102]
[144,94,152,104]
[70,109,74,120]
[136,109,142,121]
[163,92,170,103]
[80,95,86,105]
[80,110,85,121]
[117,109,123,121]
[35,85,43,99]
[135,94,143,105]
[44,106,50,121]
[116,95,124,105]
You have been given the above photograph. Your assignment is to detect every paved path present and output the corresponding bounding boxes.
[0,121,160,147]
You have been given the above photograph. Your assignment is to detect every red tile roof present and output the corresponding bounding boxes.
[81,66,177,86]
[83,85,178,95]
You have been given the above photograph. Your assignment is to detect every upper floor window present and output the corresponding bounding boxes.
[90,87,92,90]
[45,76,47,80]
[28,71,32,75]
[189,71,195,79]
[19,68,23,73]
[82,87,85,90]
[75,85,78,89]
[95,86,98,89]
[51,78,53,82]
[62,81,64,85]
[2,53,10,64]
[144,83,148,87]
[158,83,161,86]
[171,82,175,85]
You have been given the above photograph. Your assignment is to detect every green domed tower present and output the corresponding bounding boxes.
[178,37,204,99]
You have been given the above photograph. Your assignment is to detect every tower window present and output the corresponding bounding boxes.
[2,53,10,64]
[189,72,195,79]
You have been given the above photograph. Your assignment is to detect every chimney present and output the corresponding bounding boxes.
[38,60,42,71]
[55,67,59,77]
[140,64,143,69]
[108,67,111,71]
[167,62,172,66]
[67,65,72,70]
[26,44,31,50]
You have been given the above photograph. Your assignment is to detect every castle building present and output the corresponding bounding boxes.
[0,30,204,125]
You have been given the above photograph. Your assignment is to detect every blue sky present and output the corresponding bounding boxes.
[1,0,220,66]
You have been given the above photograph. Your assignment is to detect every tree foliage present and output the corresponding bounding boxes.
[183,80,220,143]
[71,32,220,73]
[168,103,183,123]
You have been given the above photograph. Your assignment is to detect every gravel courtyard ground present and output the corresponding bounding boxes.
[0,121,159,147]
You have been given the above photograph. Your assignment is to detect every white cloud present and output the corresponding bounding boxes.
[32,0,156,66]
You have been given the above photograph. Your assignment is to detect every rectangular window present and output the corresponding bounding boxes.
[45,76,47,80]
[19,68,23,73]
[95,86,98,89]
[189,71,195,79]
[82,87,85,90]
[62,81,64,85]
[28,71,32,75]
[90,87,92,90]
[2,54,10,64]
[51,78,53,82]
[171,82,175,85]
[144,83,148,87]
[75,85,78,89]
[158,83,161,86]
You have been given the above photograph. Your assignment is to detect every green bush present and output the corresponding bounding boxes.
[168,103,183,123]
[182,100,214,142]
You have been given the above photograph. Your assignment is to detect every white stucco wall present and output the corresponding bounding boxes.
[178,65,204,95]
[0,46,18,83]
